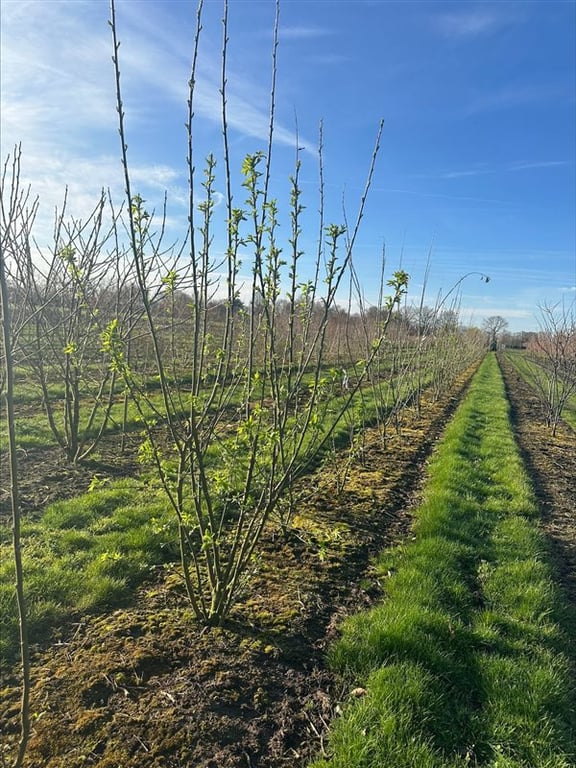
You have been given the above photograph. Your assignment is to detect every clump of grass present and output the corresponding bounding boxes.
[0,479,178,664]
[311,354,575,768]
[323,662,451,768]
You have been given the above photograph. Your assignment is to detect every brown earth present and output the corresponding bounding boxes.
[1,355,575,768]
[498,353,576,607]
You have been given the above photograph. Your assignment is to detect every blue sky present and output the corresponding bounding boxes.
[1,0,575,333]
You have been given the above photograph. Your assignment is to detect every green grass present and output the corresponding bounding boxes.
[0,478,179,664]
[310,353,575,768]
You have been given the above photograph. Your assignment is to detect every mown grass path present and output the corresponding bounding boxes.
[311,353,575,768]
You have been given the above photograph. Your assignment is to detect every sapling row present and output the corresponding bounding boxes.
[107,0,415,625]
[523,301,576,435]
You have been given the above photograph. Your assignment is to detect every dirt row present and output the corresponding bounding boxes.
[498,353,576,609]
[1,355,574,768]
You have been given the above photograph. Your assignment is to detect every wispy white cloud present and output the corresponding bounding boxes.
[1,1,306,148]
[508,160,571,172]
[433,8,517,39]
[1,6,117,146]
[414,159,571,182]
[280,26,334,40]
[130,165,191,208]
[101,2,313,152]
[437,167,492,180]
[130,166,181,188]
[0,0,314,248]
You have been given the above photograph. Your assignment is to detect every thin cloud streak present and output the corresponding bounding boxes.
[438,168,492,180]
[509,160,571,172]
[433,9,517,39]
[280,26,334,39]
[108,8,315,152]
[413,160,571,182]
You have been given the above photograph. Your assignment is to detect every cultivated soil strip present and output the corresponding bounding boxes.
[498,353,576,608]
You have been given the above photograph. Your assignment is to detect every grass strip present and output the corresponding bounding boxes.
[310,353,575,768]
[0,478,179,665]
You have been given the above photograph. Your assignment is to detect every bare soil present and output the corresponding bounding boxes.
[1,356,575,768]
[498,353,576,607]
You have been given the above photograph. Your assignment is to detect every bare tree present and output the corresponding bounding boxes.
[22,193,137,463]
[525,301,576,435]
[483,315,508,351]
[0,146,38,768]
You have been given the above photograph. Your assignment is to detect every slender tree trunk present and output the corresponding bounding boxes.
[0,247,30,768]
